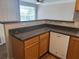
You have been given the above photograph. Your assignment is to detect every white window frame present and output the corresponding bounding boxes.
[20,1,38,21]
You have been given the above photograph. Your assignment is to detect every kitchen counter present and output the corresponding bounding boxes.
[0,19,74,24]
[13,27,50,40]
[9,24,79,40]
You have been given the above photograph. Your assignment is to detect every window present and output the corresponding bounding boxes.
[20,5,36,21]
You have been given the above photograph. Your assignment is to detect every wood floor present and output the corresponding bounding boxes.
[41,53,59,59]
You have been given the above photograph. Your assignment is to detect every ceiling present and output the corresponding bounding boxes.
[20,0,76,4]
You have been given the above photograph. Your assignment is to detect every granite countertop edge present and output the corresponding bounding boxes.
[10,27,79,41]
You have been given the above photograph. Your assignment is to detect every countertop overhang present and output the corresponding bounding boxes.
[9,24,79,40]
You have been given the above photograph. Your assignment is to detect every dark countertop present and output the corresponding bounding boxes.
[14,27,50,40]
[9,24,79,41]
[0,20,46,24]
[0,19,74,24]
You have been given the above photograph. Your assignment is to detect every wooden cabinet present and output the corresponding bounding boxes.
[24,36,39,59]
[49,32,70,59]
[25,42,39,59]
[67,36,79,59]
[10,32,49,59]
[39,32,49,56]
[10,29,79,59]
[10,35,24,59]
[75,0,79,11]
[10,36,39,59]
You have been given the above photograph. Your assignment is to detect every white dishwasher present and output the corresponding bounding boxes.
[49,32,70,59]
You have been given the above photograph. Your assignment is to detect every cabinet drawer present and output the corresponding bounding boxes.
[40,32,49,39]
[24,36,39,47]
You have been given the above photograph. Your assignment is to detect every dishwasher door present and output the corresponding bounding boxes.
[49,32,70,59]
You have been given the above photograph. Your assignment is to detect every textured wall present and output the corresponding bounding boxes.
[38,2,75,21]
[0,0,20,21]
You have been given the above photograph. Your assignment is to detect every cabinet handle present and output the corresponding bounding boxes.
[57,36,61,37]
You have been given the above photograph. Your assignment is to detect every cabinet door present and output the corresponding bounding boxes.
[76,0,79,11]
[39,32,49,56]
[49,32,70,59]
[25,42,39,59]
[67,37,79,59]
[10,36,24,59]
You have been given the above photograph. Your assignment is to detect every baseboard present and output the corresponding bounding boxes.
[48,52,60,59]
[39,51,49,59]
[7,57,14,59]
